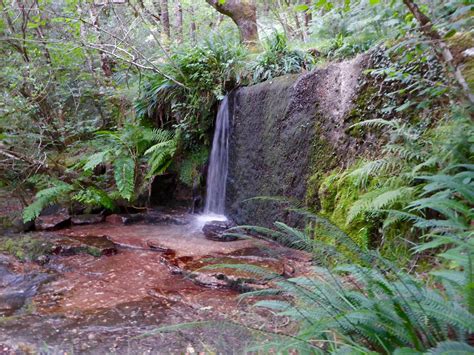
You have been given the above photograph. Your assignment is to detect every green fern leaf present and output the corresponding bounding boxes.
[427,341,474,355]
[114,157,135,201]
[83,151,110,172]
[23,183,73,222]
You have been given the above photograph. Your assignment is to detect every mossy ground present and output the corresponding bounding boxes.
[0,235,53,261]
[0,235,103,261]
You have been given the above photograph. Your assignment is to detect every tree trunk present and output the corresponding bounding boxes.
[190,4,197,44]
[304,0,312,33]
[89,3,114,79]
[402,0,474,104]
[174,1,183,43]
[160,0,170,43]
[205,0,259,49]
[294,12,304,41]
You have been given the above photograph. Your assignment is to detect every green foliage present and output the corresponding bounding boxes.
[0,236,53,261]
[314,109,473,264]
[135,33,246,146]
[21,123,178,218]
[145,130,178,178]
[72,187,115,211]
[113,157,135,202]
[248,32,315,83]
[23,181,73,222]
[317,167,375,249]
[178,147,209,186]
[231,183,474,352]
[308,0,404,59]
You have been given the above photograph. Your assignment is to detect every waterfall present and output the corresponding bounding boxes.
[203,96,230,216]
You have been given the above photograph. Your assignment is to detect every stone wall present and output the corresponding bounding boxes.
[226,54,378,226]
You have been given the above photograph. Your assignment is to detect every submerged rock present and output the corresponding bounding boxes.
[202,220,237,242]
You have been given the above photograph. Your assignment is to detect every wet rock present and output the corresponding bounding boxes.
[105,214,125,225]
[35,207,70,231]
[160,213,190,225]
[71,214,105,225]
[146,239,175,254]
[202,220,237,242]
[169,254,286,291]
[36,255,50,265]
[122,213,146,225]
[227,54,373,227]
[0,343,15,354]
[0,254,52,316]
[51,236,117,257]
[11,217,35,233]
[105,211,190,226]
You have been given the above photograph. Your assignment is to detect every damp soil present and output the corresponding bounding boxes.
[0,214,311,354]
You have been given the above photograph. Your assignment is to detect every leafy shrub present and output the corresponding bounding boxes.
[309,0,403,59]
[227,165,473,353]
[135,33,246,147]
[248,32,315,83]
[22,125,177,221]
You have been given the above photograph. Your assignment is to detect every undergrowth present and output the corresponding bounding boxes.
[219,159,474,353]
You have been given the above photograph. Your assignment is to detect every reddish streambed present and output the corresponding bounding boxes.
[0,214,311,353]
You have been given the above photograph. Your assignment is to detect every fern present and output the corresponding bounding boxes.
[72,187,115,210]
[223,193,474,353]
[347,187,415,223]
[345,158,400,188]
[145,131,178,178]
[23,183,74,222]
[427,341,474,355]
[82,150,110,172]
[178,147,209,186]
[113,157,135,201]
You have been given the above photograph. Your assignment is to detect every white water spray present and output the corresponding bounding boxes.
[195,96,230,227]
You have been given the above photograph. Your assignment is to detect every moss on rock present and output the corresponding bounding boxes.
[316,166,373,249]
[0,236,53,261]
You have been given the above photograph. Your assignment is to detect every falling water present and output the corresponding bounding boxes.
[203,96,230,217]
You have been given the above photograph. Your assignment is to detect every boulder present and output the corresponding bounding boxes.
[105,214,126,225]
[35,207,70,231]
[11,217,35,233]
[202,220,237,242]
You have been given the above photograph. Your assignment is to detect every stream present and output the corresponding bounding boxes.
[0,211,311,353]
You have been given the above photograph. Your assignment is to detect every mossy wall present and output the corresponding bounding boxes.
[226,54,380,227]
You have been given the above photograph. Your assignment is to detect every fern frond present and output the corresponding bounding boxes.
[82,150,110,172]
[346,158,399,187]
[113,157,135,201]
[72,187,115,210]
[145,132,178,178]
[23,183,73,222]
[349,118,400,130]
[347,187,415,223]
[427,341,474,355]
